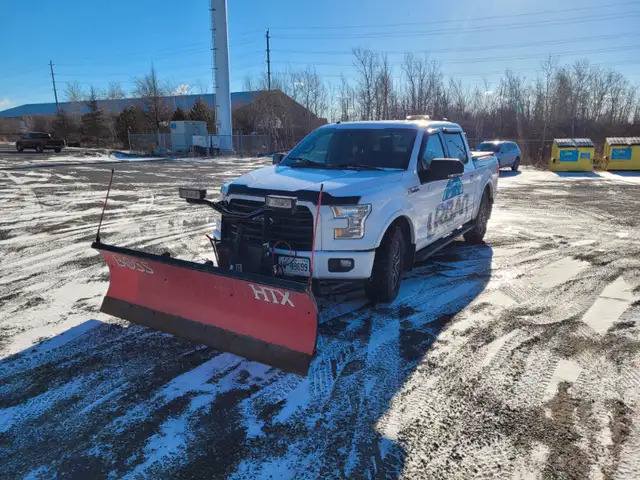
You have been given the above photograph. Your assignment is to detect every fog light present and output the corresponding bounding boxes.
[328,258,354,272]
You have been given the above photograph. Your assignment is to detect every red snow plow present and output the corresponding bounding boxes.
[92,177,320,374]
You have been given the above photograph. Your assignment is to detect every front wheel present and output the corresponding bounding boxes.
[511,157,520,171]
[54,148,61,153]
[36,145,44,153]
[464,191,492,244]
[16,145,23,152]
[365,226,406,303]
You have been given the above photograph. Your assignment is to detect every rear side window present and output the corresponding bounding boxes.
[443,132,468,163]
[477,142,498,152]
[420,134,445,171]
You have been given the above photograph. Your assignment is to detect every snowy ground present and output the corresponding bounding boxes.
[1,155,639,479]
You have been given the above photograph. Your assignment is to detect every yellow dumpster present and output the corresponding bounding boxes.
[604,137,640,170]
[549,138,594,172]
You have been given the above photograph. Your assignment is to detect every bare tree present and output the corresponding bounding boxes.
[105,82,126,100]
[64,81,86,102]
[134,66,169,132]
[353,48,379,120]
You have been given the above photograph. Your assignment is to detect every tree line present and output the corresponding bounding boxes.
[11,51,640,159]
[17,66,215,148]
[244,50,640,163]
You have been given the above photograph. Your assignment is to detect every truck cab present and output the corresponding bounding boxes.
[218,118,498,302]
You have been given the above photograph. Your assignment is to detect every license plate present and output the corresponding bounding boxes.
[278,256,310,277]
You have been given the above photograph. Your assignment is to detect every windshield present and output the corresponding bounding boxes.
[476,142,499,152]
[282,127,417,170]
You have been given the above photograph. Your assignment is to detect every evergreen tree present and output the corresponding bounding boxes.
[51,110,76,141]
[115,106,142,148]
[81,87,106,145]
[171,107,187,121]
[189,98,215,131]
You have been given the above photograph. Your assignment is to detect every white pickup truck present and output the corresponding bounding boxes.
[215,118,498,302]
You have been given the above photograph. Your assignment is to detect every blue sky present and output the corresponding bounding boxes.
[1,0,639,109]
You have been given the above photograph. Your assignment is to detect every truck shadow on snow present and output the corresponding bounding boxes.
[0,242,492,479]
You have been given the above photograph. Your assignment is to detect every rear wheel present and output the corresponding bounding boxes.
[512,157,520,171]
[16,145,23,152]
[365,226,406,303]
[54,148,61,153]
[464,190,491,244]
[36,145,44,153]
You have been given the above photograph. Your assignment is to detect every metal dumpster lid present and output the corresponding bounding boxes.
[554,138,594,148]
[606,137,640,146]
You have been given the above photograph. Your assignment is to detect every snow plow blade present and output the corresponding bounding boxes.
[92,242,318,374]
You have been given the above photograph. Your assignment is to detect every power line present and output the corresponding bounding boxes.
[271,32,635,57]
[270,44,640,69]
[267,0,639,30]
[272,11,640,40]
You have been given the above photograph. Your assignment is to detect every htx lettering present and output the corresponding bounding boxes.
[249,284,295,307]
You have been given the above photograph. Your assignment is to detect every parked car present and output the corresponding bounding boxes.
[211,118,499,302]
[476,140,521,171]
[16,132,65,153]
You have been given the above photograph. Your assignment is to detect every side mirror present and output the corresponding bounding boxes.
[421,158,464,182]
[272,152,286,165]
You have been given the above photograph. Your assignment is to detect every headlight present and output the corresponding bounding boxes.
[331,204,371,239]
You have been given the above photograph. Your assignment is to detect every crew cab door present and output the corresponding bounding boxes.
[412,131,449,249]
[441,130,477,224]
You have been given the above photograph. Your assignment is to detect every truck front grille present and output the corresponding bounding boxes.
[221,199,314,251]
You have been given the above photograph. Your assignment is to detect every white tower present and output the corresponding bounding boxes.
[211,0,233,152]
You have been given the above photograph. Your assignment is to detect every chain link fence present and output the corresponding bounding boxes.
[128,133,272,157]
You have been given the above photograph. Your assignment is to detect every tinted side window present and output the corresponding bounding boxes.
[420,134,445,171]
[443,132,468,163]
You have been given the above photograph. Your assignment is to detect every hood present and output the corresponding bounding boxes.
[227,165,405,199]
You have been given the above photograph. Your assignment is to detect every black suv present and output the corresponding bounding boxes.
[16,132,65,153]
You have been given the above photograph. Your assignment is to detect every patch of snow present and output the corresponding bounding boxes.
[542,359,582,402]
[531,257,590,289]
[582,276,636,334]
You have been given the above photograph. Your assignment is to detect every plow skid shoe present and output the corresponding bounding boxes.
[92,242,318,374]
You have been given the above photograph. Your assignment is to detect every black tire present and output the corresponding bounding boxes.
[16,146,23,152]
[464,190,492,244]
[36,145,44,153]
[365,226,406,303]
[511,157,520,171]
[54,148,61,153]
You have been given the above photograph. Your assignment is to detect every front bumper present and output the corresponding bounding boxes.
[273,248,375,280]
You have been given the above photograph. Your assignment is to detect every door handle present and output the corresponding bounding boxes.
[408,185,420,194]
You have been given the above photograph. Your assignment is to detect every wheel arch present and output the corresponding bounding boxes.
[375,214,415,269]
[483,181,494,202]
[375,213,415,247]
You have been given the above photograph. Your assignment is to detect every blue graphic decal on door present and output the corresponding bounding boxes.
[442,176,463,201]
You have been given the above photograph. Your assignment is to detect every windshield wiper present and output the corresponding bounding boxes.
[333,163,386,171]
[285,157,327,168]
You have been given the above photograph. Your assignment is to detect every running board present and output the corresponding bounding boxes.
[414,221,475,263]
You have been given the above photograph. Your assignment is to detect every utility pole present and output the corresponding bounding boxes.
[265,29,271,91]
[49,60,60,114]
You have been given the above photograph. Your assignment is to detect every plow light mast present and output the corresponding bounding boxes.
[211,0,233,152]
